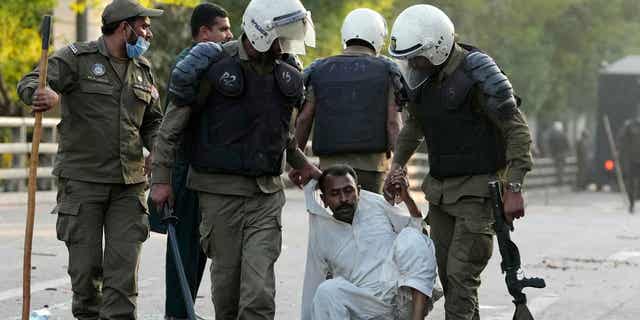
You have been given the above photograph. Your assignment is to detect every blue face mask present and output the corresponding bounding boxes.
[125,24,150,58]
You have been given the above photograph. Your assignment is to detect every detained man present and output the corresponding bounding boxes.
[301,165,440,320]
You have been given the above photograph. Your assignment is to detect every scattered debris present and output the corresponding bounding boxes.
[528,256,639,271]
[616,235,640,240]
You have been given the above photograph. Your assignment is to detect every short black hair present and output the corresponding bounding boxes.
[317,164,359,193]
[345,38,376,51]
[191,3,228,38]
[102,16,138,35]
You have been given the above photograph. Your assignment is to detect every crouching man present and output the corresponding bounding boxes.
[301,165,439,319]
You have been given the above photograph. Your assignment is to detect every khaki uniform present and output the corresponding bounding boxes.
[393,44,533,320]
[17,37,162,319]
[152,39,308,319]
[305,46,399,194]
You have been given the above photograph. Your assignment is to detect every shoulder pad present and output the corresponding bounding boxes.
[169,41,224,106]
[68,41,98,56]
[302,58,325,86]
[275,60,304,98]
[378,55,402,76]
[208,56,244,97]
[379,55,409,108]
[282,54,303,71]
[465,51,513,99]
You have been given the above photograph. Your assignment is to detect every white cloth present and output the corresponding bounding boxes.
[301,181,438,320]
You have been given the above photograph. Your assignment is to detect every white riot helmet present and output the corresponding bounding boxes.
[341,8,387,54]
[241,0,316,55]
[388,4,455,65]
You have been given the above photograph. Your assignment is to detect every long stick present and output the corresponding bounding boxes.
[23,15,52,320]
[162,205,197,320]
[603,115,629,209]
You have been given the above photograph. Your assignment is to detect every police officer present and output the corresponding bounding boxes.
[146,3,233,319]
[150,0,320,318]
[294,8,404,194]
[617,117,640,213]
[17,0,163,318]
[544,121,570,185]
[384,5,533,320]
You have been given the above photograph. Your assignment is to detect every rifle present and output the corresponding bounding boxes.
[488,180,545,319]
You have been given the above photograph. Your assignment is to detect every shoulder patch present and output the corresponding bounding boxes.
[68,41,99,56]
[68,43,78,55]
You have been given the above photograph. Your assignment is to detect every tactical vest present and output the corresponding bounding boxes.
[189,55,303,176]
[310,55,389,156]
[415,51,506,179]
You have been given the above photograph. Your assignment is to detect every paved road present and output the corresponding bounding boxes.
[1,187,639,319]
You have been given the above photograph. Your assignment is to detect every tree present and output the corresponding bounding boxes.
[0,0,56,116]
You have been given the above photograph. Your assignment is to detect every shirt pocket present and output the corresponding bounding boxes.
[79,80,114,96]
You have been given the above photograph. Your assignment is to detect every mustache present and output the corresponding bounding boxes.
[335,203,355,211]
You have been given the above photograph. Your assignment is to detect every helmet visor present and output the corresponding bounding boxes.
[270,10,316,53]
[276,21,306,54]
[396,59,431,90]
[389,38,435,60]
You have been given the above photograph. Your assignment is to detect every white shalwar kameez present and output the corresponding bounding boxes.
[301,181,438,320]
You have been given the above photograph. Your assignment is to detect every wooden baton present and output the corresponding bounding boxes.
[22,15,52,320]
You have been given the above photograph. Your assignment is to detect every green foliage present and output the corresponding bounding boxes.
[0,0,57,115]
[4,0,640,120]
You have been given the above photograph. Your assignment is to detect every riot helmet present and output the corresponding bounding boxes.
[341,8,387,54]
[241,0,316,55]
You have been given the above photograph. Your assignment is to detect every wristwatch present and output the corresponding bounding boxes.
[506,182,523,193]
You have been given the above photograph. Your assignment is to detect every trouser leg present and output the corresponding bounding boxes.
[198,193,245,320]
[354,169,385,194]
[427,204,455,294]
[102,183,149,320]
[237,192,285,320]
[393,228,437,297]
[628,164,640,213]
[311,278,392,320]
[55,179,108,320]
[429,199,494,320]
[199,191,285,320]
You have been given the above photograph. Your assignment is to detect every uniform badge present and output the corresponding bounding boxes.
[137,74,143,82]
[91,63,106,77]
[150,85,159,101]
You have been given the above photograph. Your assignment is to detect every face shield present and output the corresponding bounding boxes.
[391,38,440,90]
[267,10,316,55]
